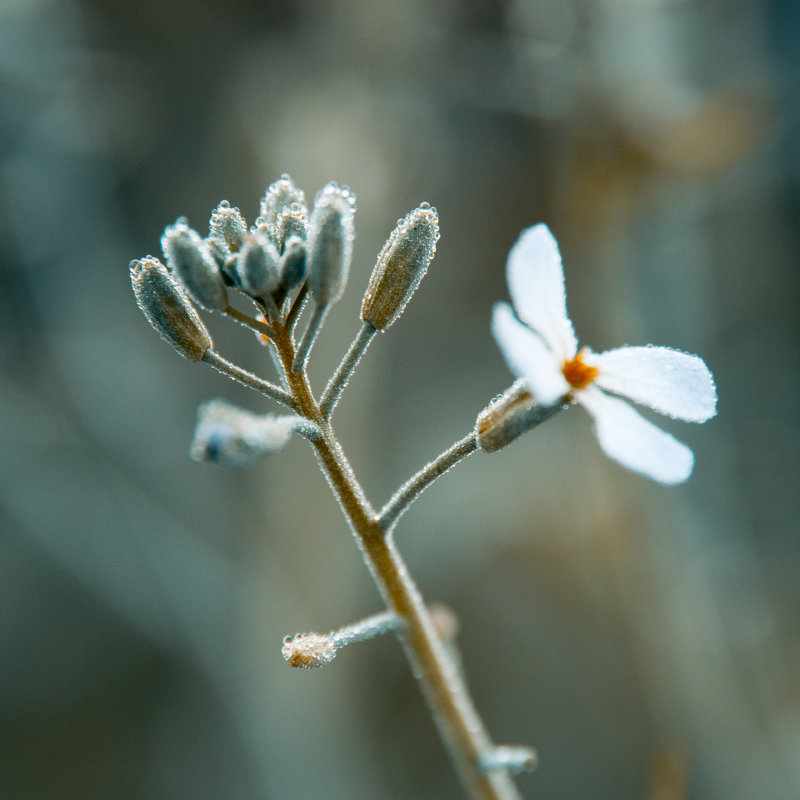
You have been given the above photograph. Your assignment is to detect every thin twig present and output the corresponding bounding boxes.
[319,321,377,418]
[202,350,295,410]
[267,319,520,798]
[285,283,309,333]
[377,432,479,534]
[223,305,274,338]
[292,303,327,373]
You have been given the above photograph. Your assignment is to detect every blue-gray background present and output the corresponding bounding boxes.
[2,1,798,798]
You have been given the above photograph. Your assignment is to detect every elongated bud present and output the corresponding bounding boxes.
[209,200,247,253]
[279,236,307,290]
[161,219,228,310]
[260,174,307,237]
[476,380,564,452]
[306,182,356,307]
[236,232,280,297]
[274,204,309,252]
[190,399,292,466]
[130,257,212,361]
[361,203,439,331]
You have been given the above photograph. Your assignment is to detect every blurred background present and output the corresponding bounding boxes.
[1,0,798,797]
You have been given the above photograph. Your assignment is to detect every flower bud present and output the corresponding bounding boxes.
[361,203,439,331]
[236,232,280,297]
[189,399,292,466]
[260,174,307,237]
[306,182,356,306]
[209,200,247,253]
[279,236,307,290]
[161,219,228,311]
[476,380,562,452]
[130,256,212,361]
[274,203,308,252]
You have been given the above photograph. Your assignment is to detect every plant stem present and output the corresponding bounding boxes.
[268,320,521,800]
[223,305,274,338]
[202,350,295,410]
[378,432,479,534]
[319,321,377,419]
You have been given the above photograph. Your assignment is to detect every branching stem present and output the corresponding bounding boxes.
[320,321,377,419]
[267,320,521,800]
[202,350,295,410]
[378,432,479,534]
[223,305,274,338]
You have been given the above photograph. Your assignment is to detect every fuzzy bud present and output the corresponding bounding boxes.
[260,174,307,237]
[476,380,563,452]
[209,200,247,253]
[189,399,293,466]
[279,236,307,290]
[361,203,439,331]
[130,257,212,361]
[274,204,309,252]
[161,219,228,311]
[282,633,337,668]
[236,232,280,297]
[306,182,356,307]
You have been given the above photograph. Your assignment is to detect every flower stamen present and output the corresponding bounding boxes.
[562,349,598,390]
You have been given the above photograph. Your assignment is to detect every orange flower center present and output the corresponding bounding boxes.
[562,349,598,390]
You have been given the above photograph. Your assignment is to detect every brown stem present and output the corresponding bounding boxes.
[268,321,521,799]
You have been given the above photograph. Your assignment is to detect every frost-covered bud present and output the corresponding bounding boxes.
[476,380,562,452]
[281,633,337,669]
[274,203,309,252]
[209,200,247,253]
[205,236,229,270]
[279,236,307,290]
[161,219,228,311]
[236,232,280,297]
[361,203,439,331]
[260,174,307,237]
[306,182,356,306]
[130,256,212,361]
[190,399,293,466]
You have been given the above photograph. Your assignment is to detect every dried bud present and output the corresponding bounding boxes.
[161,219,228,311]
[476,380,563,452]
[306,182,356,306]
[209,200,247,253]
[282,633,337,668]
[260,174,307,237]
[361,203,439,331]
[236,232,280,297]
[189,399,292,466]
[279,236,307,290]
[130,257,212,361]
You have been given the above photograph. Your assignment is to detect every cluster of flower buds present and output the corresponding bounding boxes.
[131,173,443,462]
[131,173,441,380]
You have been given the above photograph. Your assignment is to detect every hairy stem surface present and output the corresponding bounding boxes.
[268,321,521,800]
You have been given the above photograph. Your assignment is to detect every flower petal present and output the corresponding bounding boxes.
[491,303,569,405]
[578,387,694,484]
[506,224,578,361]
[592,346,717,422]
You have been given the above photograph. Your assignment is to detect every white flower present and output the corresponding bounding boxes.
[491,224,717,484]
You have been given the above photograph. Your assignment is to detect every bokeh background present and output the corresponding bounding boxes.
[2,0,798,798]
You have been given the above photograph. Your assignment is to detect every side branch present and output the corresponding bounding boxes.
[202,350,295,410]
[223,305,274,338]
[378,432,479,534]
[319,321,377,419]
